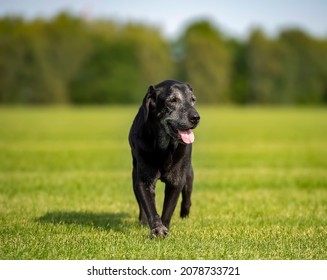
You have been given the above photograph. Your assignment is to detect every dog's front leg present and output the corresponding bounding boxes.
[137,180,168,238]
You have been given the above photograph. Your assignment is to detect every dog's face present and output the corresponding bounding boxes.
[143,80,200,145]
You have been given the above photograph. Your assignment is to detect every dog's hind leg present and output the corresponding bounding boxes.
[132,158,147,225]
[133,184,148,225]
[180,166,193,218]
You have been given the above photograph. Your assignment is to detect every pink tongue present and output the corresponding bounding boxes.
[178,129,195,144]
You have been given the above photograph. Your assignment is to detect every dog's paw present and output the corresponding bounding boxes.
[180,205,191,218]
[180,209,190,218]
[149,225,169,238]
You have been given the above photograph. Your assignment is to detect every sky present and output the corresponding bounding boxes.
[0,0,326,38]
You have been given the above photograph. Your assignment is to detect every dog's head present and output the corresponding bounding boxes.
[142,80,200,145]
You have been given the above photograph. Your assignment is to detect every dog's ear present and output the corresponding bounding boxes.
[186,83,193,92]
[142,85,156,121]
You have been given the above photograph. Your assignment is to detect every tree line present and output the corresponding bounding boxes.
[1,13,327,105]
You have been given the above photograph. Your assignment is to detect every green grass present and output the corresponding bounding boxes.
[0,106,326,259]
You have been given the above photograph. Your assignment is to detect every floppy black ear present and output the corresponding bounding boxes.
[142,85,155,121]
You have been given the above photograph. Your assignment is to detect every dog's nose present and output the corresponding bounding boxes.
[189,112,200,125]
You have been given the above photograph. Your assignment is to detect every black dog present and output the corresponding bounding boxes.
[129,80,200,238]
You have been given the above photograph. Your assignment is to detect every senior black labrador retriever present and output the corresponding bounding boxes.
[129,80,200,238]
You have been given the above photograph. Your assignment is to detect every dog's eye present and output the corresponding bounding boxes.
[191,96,196,104]
[169,97,178,103]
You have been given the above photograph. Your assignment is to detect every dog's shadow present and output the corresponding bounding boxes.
[36,211,132,232]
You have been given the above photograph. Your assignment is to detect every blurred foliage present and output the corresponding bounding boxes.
[177,21,231,103]
[0,13,327,104]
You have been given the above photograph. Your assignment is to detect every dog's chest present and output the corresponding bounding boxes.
[158,145,189,185]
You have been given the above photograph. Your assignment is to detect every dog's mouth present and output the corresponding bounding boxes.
[177,129,195,144]
[167,123,195,144]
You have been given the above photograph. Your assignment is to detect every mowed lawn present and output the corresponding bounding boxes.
[0,106,326,260]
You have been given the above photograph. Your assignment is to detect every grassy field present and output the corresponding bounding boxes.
[0,106,326,260]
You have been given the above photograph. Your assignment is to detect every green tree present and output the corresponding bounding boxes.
[0,13,90,104]
[1,13,327,105]
[245,28,327,104]
[177,21,231,103]
[278,29,327,104]
[70,36,143,103]
[70,23,174,103]
[246,29,285,104]
[228,38,249,104]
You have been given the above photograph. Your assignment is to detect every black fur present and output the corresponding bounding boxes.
[128,80,200,238]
